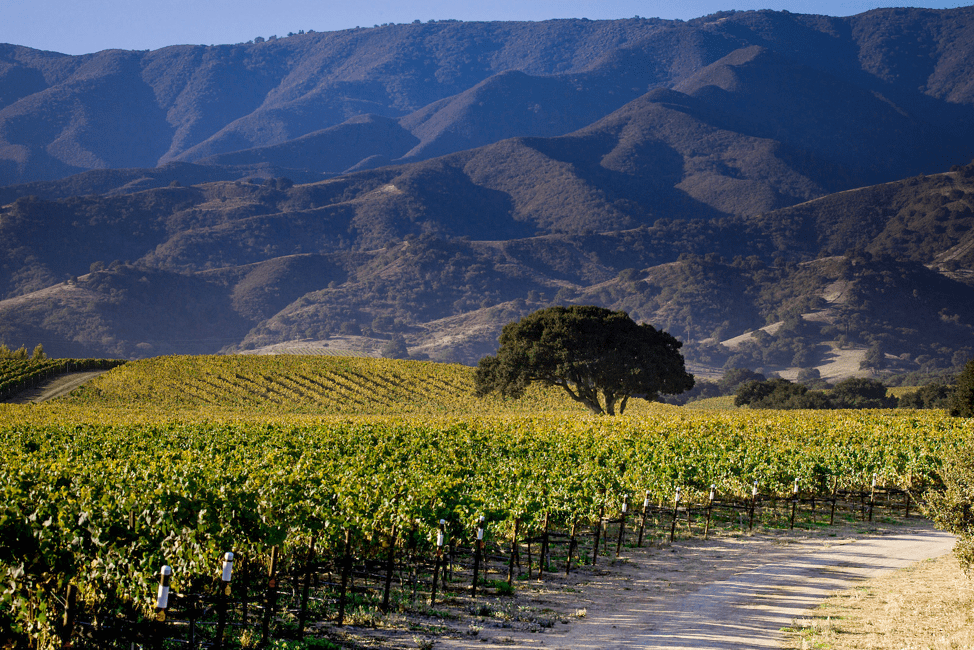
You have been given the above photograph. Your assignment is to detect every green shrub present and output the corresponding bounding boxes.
[899,383,952,409]
[925,445,974,572]
[489,579,515,596]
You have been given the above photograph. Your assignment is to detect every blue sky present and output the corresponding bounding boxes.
[2,0,968,55]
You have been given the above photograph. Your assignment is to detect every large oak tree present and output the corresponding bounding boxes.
[474,306,694,415]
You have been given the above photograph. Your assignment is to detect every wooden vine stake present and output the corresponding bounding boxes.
[507,518,520,586]
[431,520,445,605]
[566,518,578,576]
[591,501,605,565]
[298,540,315,638]
[153,565,172,650]
[616,496,628,556]
[636,490,650,547]
[538,512,550,580]
[749,481,758,532]
[471,516,484,597]
[829,477,838,526]
[704,484,715,540]
[337,530,352,626]
[213,552,234,649]
[669,487,681,543]
[381,526,397,613]
[61,583,78,648]
[790,479,799,530]
[869,474,877,522]
[260,546,279,646]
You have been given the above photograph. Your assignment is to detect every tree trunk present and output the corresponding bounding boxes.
[618,395,630,415]
[559,383,604,414]
[584,399,604,415]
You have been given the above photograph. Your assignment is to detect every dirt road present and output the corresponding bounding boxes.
[437,521,954,650]
[3,370,108,403]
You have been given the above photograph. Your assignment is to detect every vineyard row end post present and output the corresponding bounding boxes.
[616,496,628,556]
[213,552,234,650]
[472,516,484,597]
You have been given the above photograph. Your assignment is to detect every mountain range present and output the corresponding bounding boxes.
[1,7,973,383]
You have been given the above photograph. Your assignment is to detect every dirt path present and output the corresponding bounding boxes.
[3,370,108,403]
[435,521,954,650]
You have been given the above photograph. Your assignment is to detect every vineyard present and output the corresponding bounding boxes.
[54,355,590,417]
[0,355,971,648]
[0,358,125,401]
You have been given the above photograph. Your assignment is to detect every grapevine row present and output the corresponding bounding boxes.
[58,355,586,415]
[1,411,968,646]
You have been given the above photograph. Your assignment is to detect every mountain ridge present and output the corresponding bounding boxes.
[3,8,974,186]
[1,8,973,384]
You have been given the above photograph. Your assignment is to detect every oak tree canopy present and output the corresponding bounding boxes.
[474,306,694,415]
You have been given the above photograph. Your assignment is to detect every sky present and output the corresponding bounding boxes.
[2,0,969,56]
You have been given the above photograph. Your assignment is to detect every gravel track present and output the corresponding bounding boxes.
[438,522,954,650]
[3,370,108,403]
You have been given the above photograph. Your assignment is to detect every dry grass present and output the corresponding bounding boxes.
[783,552,974,649]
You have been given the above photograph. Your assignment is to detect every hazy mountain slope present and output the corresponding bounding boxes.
[136,19,679,165]
[2,161,972,366]
[0,186,203,297]
[673,45,958,185]
[280,83,847,234]
[0,265,252,357]
[399,71,594,161]
[3,9,974,186]
[0,49,174,181]
[0,161,311,204]
[2,155,970,307]
[198,114,420,174]
[741,166,974,270]
[0,20,670,183]
[199,254,347,321]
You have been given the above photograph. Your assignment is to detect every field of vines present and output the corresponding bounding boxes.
[54,354,586,417]
[0,358,124,401]
[1,354,971,647]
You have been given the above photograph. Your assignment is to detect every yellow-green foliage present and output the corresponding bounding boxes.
[56,354,621,417]
[2,354,971,647]
[682,395,738,410]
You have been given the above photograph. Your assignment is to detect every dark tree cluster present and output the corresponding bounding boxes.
[734,376,897,409]
[950,359,974,417]
[898,383,953,409]
[665,368,766,405]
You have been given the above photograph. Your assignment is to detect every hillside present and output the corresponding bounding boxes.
[54,354,631,417]
[1,9,973,382]
[1,161,972,383]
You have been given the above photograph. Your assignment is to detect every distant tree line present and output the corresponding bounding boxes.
[0,343,46,360]
[670,360,974,415]
[734,376,898,409]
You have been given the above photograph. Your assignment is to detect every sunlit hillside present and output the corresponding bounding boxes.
[44,354,667,420]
